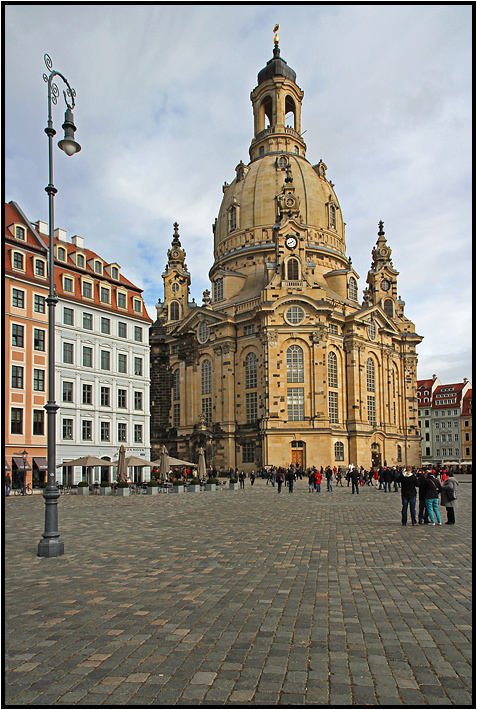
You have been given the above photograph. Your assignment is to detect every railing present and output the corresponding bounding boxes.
[282,280,303,288]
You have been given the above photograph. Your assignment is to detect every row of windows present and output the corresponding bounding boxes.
[10,408,44,435]
[62,381,144,409]
[11,325,46,350]
[11,288,46,312]
[240,441,348,465]
[11,250,47,276]
[62,278,142,311]
[62,343,143,375]
[435,434,460,442]
[11,366,45,390]
[62,307,143,340]
[435,448,460,457]
[62,419,143,443]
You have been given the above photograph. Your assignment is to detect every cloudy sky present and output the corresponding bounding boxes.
[5,4,472,385]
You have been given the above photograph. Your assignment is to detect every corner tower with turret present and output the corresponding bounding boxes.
[150,30,423,472]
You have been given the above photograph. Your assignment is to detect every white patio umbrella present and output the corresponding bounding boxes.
[116,444,128,482]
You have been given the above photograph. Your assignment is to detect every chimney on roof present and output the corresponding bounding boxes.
[432,374,437,380]
[35,220,48,235]
[464,378,468,384]
[71,235,84,249]
[54,227,67,243]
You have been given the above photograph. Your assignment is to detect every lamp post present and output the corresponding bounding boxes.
[38,55,81,558]
[14,450,28,495]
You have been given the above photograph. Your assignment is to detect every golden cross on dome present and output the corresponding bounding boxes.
[273,24,279,45]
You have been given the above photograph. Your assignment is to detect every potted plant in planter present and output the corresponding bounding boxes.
[116,480,130,497]
[229,477,239,490]
[188,477,201,492]
[99,481,111,495]
[172,479,185,493]
[205,477,218,492]
[146,479,159,495]
[77,480,89,495]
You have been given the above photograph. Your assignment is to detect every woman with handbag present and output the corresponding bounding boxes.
[440,472,458,525]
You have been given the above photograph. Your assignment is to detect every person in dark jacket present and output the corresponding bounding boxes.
[423,470,442,525]
[325,467,333,492]
[440,472,458,524]
[396,469,419,525]
[416,470,429,524]
[286,468,296,493]
[383,467,393,492]
[350,468,360,495]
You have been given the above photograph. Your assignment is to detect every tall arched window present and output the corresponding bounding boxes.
[173,369,180,401]
[170,301,179,321]
[366,358,375,392]
[348,277,358,301]
[287,345,304,383]
[201,360,212,395]
[229,205,237,232]
[328,352,338,388]
[384,299,394,318]
[287,258,299,281]
[245,352,257,390]
[285,95,296,129]
[329,204,336,229]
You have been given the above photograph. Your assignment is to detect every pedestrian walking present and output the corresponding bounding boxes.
[350,467,360,495]
[276,469,284,493]
[325,466,333,492]
[250,470,255,486]
[423,470,443,525]
[396,468,418,525]
[315,469,322,492]
[440,471,458,524]
[308,469,315,492]
[5,472,11,496]
[239,471,245,488]
[336,468,343,486]
[286,468,296,493]
[383,467,393,492]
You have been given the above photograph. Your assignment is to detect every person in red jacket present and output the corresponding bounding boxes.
[315,470,322,492]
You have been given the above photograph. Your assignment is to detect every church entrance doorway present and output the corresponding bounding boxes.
[291,441,305,469]
[371,444,381,469]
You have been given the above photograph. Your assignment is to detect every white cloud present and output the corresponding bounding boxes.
[4,4,472,385]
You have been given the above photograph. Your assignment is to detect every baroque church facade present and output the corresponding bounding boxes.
[149,41,423,473]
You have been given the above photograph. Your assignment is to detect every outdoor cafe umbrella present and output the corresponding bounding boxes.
[111,455,157,468]
[56,455,116,469]
[158,445,169,479]
[197,447,207,479]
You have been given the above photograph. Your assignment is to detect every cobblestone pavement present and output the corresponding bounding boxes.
[4,477,473,706]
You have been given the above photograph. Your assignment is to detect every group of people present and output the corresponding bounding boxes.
[396,467,458,526]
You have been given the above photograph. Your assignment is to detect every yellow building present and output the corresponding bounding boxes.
[150,42,423,472]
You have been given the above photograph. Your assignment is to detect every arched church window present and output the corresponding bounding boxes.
[170,301,179,321]
[328,352,338,388]
[334,442,344,461]
[287,345,304,383]
[384,299,394,318]
[294,146,299,155]
[229,205,237,232]
[201,360,212,395]
[348,277,358,301]
[245,352,257,390]
[287,258,299,281]
[397,445,402,462]
[213,278,223,302]
[366,358,375,392]
[329,205,336,229]
[173,369,180,401]
[259,146,265,157]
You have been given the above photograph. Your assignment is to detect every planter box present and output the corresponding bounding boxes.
[76,486,89,495]
[146,487,158,495]
[116,487,130,496]
[205,484,217,492]
[171,485,185,493]
[229,483,239,490]
[188,485,201,492]
[99,487,111,495]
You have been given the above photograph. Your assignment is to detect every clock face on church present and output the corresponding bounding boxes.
[285,235,298,250]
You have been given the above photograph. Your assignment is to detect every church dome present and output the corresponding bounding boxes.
[214,153,346,258]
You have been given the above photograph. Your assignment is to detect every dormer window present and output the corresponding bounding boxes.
[57,246,66,261]
[76,254,85,268]
[63,276,74,293]
[35,259,46,277]
[111,266,119,280]
[133,299,142,313]
[117,291,127,309]
[12,252,25,271]
[348,276,358,301]
[94,261,102,274]
[15,225,26,240]
[100,286,110,304]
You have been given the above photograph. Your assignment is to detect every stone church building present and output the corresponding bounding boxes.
[149,41,423,473]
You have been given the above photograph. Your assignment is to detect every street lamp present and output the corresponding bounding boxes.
[14,450,28,495]
[38,54,81,558]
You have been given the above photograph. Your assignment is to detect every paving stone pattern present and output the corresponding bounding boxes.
[4,478,473,706]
